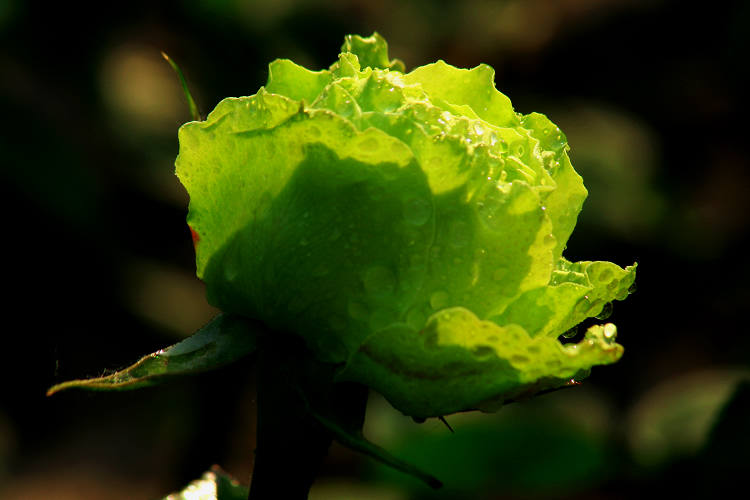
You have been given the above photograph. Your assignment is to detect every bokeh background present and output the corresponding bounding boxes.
[2,0,749,498]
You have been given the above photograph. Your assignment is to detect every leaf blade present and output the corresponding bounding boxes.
[47,313,259,396]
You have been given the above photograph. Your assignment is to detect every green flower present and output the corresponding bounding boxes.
[175,33,636,418]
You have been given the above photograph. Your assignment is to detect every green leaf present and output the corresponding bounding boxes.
[47,314,259,395]
[175,33,637,417]
[163,466,248,500]
[627,369,750,467]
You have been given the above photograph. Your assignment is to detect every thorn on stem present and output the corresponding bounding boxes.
[438,415,454,433]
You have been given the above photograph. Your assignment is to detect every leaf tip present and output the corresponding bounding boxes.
[46,380,74,397]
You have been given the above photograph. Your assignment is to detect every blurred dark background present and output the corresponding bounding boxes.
[2,0,749,498]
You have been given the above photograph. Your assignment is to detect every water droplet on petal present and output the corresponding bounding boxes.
[510,354,529,364]
[587,298,605,316]
[308,126,321,138]
[603,323,617,342]
[358,137,379,152]
[561,325,579,339]
[473,345,494,357]
[595,302,613,320]
[598,269,613,282]
[511,141,525,157]
[404,198,431,226]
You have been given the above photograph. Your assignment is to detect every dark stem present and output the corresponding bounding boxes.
[248,333,368,499]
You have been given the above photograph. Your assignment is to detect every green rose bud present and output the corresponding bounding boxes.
[175,33,636,418]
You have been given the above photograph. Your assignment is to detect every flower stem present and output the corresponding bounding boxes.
[248,333,368,499]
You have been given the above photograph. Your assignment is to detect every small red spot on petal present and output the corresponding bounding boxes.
[189,226,200,247]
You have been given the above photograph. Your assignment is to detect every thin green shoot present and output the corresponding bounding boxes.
[161,51,201,122]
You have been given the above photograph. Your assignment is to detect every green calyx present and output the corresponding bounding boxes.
[175,32,636,418]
